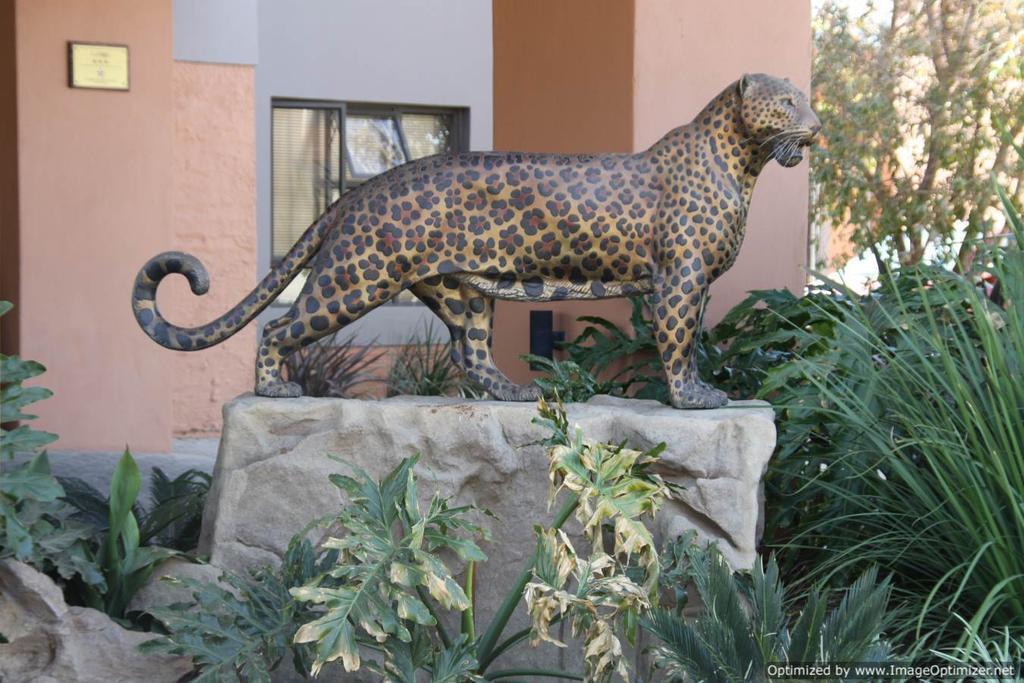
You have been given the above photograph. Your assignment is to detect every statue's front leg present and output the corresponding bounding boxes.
[651,268,728,409]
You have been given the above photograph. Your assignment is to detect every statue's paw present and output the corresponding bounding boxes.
[256,381,303,398]
[490,382,543,402]
[515,383,544,401]
[670,382,728,409]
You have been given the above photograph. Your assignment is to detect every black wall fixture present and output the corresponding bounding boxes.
[529,310,565,369]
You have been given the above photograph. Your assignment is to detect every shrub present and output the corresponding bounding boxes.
[61,466,211,552]
[1,303,101,588]
[142,532,338,681]
[519,354,621,402]
[387,322,481,398]
[1,302,185,622]
[755,184,1024,654]
[933,618,1024,674]
[558,296,669,402]
[542,293,796,404]
[521,398,674,682]
[643,540,894,681]
[282,333,384,398]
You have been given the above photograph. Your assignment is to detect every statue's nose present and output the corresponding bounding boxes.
[808,112,822,136]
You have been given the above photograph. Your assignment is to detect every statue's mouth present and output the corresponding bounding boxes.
[773,136,813,168]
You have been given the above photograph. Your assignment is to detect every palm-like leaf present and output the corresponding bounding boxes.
[141,467,211,550]
[818,565,893,662]
[643,607,727,683]
[748,555,788,664]
[786,588,827,664]
[643,542,894,682]
[689,549,760,681]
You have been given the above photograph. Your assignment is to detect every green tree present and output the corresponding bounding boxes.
[812,0,1024,270]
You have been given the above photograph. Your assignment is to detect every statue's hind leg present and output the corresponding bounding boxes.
[411,276,541,401]
[255,274,400,397]
[255,310,305,397]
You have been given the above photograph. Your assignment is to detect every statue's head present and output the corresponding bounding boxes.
[737,73,820,167]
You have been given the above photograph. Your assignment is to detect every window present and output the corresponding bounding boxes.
[271,101,467,284]
[271,106,342,260]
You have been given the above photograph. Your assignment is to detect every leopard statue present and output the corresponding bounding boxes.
[133,73,819,409]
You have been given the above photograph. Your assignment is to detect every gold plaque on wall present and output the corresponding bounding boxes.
[68,42,129,91]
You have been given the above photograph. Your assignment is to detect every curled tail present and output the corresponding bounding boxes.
[132,202,338,351]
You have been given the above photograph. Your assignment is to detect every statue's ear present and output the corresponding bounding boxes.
[738,74,751,97]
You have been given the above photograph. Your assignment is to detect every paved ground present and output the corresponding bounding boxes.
[10,437,219,502]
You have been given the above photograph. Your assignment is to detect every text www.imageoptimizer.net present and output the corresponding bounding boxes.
[766,662,1021,680]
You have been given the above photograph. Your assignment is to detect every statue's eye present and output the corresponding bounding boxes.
[782,97,796,108]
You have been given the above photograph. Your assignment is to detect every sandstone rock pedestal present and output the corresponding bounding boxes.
[199,393,775,677]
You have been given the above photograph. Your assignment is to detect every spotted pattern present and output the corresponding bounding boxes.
[132,73,819,408]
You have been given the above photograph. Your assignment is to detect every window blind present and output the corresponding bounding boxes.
[271,107,341,260]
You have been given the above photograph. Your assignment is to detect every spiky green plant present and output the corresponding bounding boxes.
[387,322,480,398]
[643,544,894,682]
[282,332,384,398]
[933,617,1024,677]
[142,466,212,550]
[766,182,1024,653]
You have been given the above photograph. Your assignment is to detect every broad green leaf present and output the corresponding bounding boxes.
[0,453,64,501]
[0,356,47,386]
[294,455,488,676]
[4,511,33,559]
[0,425,58,458]
[429,634,481,683]
[1,385,54,422]
[395,592,435,625]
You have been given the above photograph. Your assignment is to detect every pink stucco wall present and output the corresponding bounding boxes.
[633,0,812,322]
[11,2,257,449]
[14,0,174,451]
[166,61,256,436]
